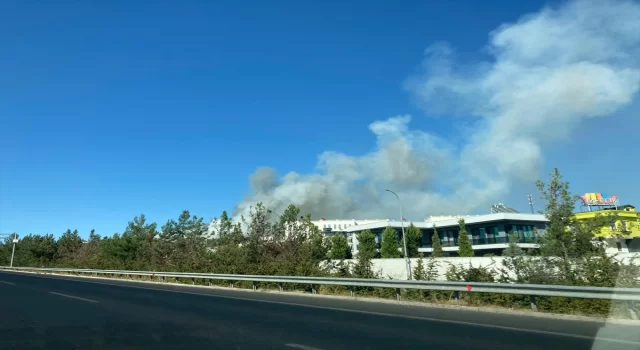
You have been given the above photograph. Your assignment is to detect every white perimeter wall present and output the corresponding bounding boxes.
[328,252,640,281]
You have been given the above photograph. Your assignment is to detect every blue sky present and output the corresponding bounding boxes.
[1,0,639,238]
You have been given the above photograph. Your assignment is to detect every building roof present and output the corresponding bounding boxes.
[343,213,548,232]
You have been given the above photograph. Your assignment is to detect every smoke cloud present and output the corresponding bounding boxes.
[232,0,640,222]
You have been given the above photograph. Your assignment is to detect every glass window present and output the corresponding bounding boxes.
[515,225,524,238]
[446,230,455,241]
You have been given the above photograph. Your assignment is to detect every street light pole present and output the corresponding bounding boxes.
[385,189,412,280]
[10,233,17,267]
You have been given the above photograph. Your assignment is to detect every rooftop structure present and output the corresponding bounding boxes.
[490,203,520,214]
[425,215,476,223]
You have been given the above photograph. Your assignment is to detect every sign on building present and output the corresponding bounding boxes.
[580,193,619,207]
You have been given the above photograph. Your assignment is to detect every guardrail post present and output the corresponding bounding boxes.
[312,284,317,294]
[530,295,537,311]
[252,281,256,291]
[628,302,638,320]
[349,286,354,297]
[192,278,195,285]
[454,291,460,306]
[396,288,401,301]
[279,282,283,292]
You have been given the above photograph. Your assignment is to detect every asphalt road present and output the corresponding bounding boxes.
[0,271,638,350]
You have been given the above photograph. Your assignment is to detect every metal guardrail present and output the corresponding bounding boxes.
[1,266,639,317]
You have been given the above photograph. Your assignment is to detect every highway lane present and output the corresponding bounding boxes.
[0,271,638,350]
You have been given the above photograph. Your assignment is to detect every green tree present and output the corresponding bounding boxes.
[121,214,159,270]
[405,223,422,258]
[329,233,351,260]
[502,233,524,257]
[380,226,401,258]
[168,211,209,272]
[424,256,440,281]
[88,229,101,243]
[12,234,57,267]
[413,254,426,280]
[431,224,444,258]
[217,210,233,238]
[213,210,244,248]
[457,219,474,257]
[75,229,101,268]
[57,229,83,265]
[353,229,377,278]
[536,168,580,260]
[534,168,626,287]
[211,210,245,274]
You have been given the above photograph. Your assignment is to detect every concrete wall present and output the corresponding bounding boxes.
[328,252,640,281]
[371,257,498,281]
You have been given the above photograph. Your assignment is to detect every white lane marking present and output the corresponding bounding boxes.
[0,281,16,285]
[15,273,640,346]
[49,292,99,303]
[286,343,324,350]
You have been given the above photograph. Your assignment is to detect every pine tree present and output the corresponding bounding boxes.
[534,168,626,286]
[354,229,377,278]
[329,233,350,260]
[380,226,401,258]
[405,223,422,258]
[424,255,440,281]
[413,253,426,280]
[218,211,233,238]
[502,233,524,257]
[431,224,444,257]
[57,229,83,264]
[457,219,474,257]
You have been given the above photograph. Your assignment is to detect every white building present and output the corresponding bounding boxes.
[320,213,549,257]
[310,218,389,233]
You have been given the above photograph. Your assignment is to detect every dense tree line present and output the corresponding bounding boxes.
[0,204,330,278]
[1,169,637,317]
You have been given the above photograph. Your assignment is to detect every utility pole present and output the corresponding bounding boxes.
[527,194,534,214]
[384,189,412,280]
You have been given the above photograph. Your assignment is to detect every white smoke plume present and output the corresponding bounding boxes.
[232,0,640,222]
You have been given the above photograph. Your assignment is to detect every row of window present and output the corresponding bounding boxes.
[344,223,545,247]
[420,224,540,246]
[323,223,354,230]
[609,221,638,232]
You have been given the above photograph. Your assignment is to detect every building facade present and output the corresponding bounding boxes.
[310,219,389,233]
[322,213,548,257]
[573,204,640,252]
